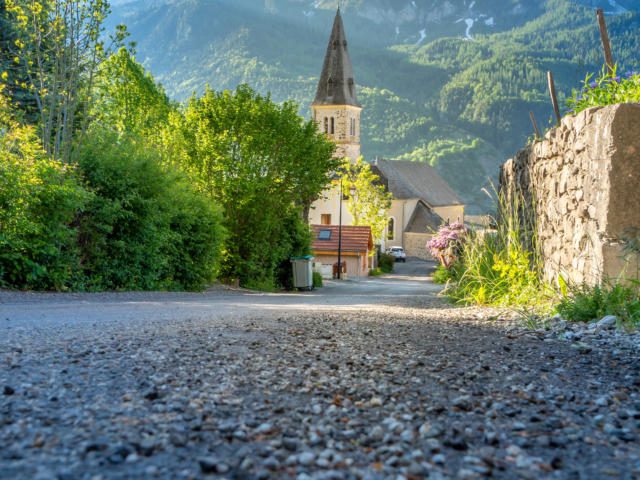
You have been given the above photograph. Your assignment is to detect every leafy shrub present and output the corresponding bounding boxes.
[74,133,225,291]
[566,66,640,116]
[433,264,456,284]
[369,267,383,276]
[427,222,467,261]
[446,188,552,307]
[313,271,323,288]
[0,98,89,290]
[379,253,395,273]
[557,279,640,326]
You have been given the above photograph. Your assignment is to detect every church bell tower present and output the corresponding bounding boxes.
[311,8,362,161]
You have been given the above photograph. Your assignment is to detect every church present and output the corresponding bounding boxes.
[308,9,464,269]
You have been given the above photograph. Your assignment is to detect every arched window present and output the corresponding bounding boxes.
[324,117,328,133]
[330,117,335,134]
[387,217,395,240]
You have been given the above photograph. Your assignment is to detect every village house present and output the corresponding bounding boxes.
[308,9,464,266]
[311,224,374,280]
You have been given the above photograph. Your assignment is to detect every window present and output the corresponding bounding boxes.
[350,118,356,136]
[324,117,328,133]
[318,229,331,240]
[320,214,331,225]
[330,117,335,135]
[387,217,395,240]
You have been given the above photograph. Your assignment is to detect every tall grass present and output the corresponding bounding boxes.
[445,186,553,308]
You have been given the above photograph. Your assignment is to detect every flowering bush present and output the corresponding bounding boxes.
[427,222,467,265]
[565,66,640,117]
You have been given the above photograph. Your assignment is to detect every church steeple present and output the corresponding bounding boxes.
[312,8,360,107]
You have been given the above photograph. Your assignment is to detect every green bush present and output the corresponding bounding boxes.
[557,279,640,326]
[313,271,323,288]
[433,264,456,284]
[74,133,225,291]
[369,267,383,276]
[379,253,395,273]
[0,101,89,290]
[566,67,640,117]
[446,188,552,307]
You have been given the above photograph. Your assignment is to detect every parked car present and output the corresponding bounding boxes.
[387,246,406,262]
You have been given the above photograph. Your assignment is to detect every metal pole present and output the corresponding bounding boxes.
[337,179,342,279]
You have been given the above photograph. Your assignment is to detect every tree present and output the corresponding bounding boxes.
[5,0,127,161]
[168,84,338,287]
[92,47,173,144]
[340,157,392,245]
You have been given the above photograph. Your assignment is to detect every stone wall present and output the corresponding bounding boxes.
[404,233,434,260]
[500,103,640,286]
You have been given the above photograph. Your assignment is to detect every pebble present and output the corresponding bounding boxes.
[1,290,639,479]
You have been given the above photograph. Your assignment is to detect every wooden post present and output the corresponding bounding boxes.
[529,111,541,139]
[597,9,614,75]
[547,71,562,125]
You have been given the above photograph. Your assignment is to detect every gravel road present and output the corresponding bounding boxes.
[1,259,639,480]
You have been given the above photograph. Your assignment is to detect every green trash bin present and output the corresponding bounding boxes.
[290,255,314,290]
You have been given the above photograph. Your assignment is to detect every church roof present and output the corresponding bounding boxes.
[370,159,462,207]
[311,9,361,108]
[405,200,445,233]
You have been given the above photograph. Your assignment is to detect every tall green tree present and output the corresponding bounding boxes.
[5,0,127,161]
[169,84,338,287]
[93,47,173,144]
[341,157,392,245]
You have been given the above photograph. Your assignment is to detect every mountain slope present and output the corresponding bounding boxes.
[107,0,640,213]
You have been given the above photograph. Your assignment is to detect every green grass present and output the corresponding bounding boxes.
[443,186,554,309]
[433,264,456,285]
[556,277,640,327]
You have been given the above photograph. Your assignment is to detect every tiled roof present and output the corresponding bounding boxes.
[311,9,361,107]
[311,225,373,252]
[370,159,462,207]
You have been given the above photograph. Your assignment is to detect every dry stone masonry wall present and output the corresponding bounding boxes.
[500,103,640,286]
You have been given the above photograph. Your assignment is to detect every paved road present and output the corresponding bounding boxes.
[1,259,442,330]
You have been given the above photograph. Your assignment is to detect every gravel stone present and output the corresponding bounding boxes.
[2,260,639,479]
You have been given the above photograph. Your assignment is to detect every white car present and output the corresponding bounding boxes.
[387,246,406,262]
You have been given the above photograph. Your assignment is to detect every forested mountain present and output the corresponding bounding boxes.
[107,0,640,212]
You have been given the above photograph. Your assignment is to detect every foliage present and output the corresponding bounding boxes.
[433,264,456,285]
[109,0,640,212]
[556,279,640,326]
[368,267,383,276]
[378,252,394,273]
[565,66,640,116]
[74,132,225,291]
[169,84,337,288]
[93,47,174,143]
[427,222,467,261]
[445,189,553,307]
[340,157,392,244]
[312,270,323,288]
[4,0,127,161]
[0,92,89,290]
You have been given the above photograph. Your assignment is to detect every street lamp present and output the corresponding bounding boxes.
[337,179,343,279]
[337,180,355,280]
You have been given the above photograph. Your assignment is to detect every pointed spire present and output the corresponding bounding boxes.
[312,9,361,107]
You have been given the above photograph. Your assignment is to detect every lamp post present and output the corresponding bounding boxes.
[337,179,343,279]
[337,180,355,280]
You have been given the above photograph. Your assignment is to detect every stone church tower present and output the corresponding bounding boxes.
[311,8,362,161]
